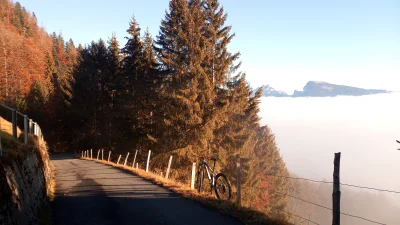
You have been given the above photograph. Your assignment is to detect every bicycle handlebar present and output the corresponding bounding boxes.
[190,153,218,161]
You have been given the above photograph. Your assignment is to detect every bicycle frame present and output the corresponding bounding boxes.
[199,158,217,188]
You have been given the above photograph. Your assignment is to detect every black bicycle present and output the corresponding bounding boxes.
[195,156,232,200]
[397,140,400,150]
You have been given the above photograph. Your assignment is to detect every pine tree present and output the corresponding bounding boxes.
[105,33,121,146]
[202,0,240,87]
[12,2,23,33]
[253,125,290,216]
[69,40,109,149]
[116,16,146,149]
[136,28,162,150]
[155,0,210,153]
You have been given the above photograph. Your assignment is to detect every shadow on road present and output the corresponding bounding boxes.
[51,154,243,225]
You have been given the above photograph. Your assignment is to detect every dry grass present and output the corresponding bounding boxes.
[0,116,22,138]
[81,157,292,225]
[0,116,24,157]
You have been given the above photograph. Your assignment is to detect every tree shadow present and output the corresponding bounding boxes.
[51,162,243,225]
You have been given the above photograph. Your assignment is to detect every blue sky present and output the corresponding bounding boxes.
[17,0,400,93]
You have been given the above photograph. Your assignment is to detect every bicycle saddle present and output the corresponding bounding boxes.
[210,157,218,161]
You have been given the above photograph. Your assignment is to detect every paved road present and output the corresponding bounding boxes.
[51,154,243,225]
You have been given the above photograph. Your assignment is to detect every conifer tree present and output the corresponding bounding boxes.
[105,33,121,145]
[117,16,145,148]
[155,0,211,152]
[136,28,162,150]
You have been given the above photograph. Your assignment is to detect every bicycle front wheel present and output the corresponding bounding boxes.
[214,173,232,200]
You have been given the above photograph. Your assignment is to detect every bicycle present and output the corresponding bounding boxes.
[397,140,400,150]
[195,155,232,200]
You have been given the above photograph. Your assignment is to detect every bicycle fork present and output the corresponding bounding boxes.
[205,166,215,194]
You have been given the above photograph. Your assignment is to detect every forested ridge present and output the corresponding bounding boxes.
[0,0,291,219]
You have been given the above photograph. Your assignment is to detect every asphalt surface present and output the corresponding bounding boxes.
[51,154,243,225]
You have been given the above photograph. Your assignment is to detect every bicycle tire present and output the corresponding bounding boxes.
[196,167,205,193]
[214,173,232,200]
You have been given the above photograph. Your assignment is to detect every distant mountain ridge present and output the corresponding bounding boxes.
[259,81,390,97]
[259,85,288,97]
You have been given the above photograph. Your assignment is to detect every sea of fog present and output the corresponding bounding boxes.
[259,92,400,205]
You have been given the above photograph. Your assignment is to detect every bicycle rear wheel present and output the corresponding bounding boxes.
[196,167,205,193]
[214,173,232,200]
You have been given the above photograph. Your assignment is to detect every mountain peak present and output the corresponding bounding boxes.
[259,81,390,97]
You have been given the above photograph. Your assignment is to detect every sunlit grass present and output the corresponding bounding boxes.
[0,116,22,139]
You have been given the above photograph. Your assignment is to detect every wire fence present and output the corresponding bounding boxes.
[78,149,394,225]
[248,174,393,224]
[0,102,44,157]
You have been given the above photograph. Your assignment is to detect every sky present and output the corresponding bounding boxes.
[16,0,400,93]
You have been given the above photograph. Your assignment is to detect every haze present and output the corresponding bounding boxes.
[259,92,400,207]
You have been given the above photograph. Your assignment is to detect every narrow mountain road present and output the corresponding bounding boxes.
[51,154,243,225]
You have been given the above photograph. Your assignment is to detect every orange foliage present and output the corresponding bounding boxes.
[254,175,274,210]
[0,0,52,104]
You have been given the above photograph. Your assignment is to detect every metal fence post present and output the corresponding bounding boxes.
[12,109,17,140]
[24,115,28,144]
[32,122,36,136]
[29,119,32,134]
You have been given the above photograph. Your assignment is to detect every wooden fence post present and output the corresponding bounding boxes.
[81,151,83,158]
[332,152,341,225]
[101,149,104,161]
[96,150,100,160]
[146,150,151,172]
[124,152,130,166]
[132,149,138,167]
[90,149,93,159]
[108,151,111,162]
[166,155,173,179]
[117,155,122,165]
[191,162,196,189]
[136,163,138,169]
[236,154,241,206]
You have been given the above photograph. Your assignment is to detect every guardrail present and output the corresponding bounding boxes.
[0,102,43,157]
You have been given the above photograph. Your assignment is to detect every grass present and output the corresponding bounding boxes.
[81,156,292,225]
[0,116,24,157]
[0,116,22,139]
